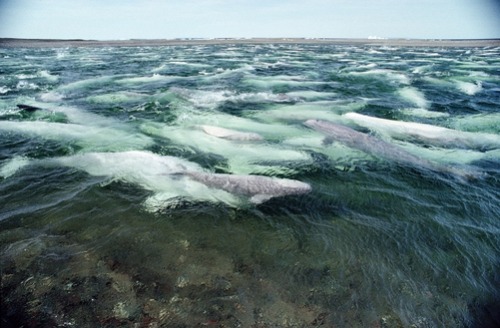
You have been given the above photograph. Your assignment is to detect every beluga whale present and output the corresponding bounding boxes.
[304,119,479,179]
[1,150,311,208]
[185,171,312,204]
[200,125,264,141]
[343,112,500,151]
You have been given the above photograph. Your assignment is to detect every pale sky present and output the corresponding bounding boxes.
[0,0,498,40]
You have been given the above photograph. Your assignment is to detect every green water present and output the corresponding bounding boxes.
[1,44,499,327]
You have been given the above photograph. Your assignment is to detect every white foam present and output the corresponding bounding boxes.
[0,86,11,94]
[0,156,30,178]
[16,81,39,90]
[40,92,64,102]
[0,108,21,117]
[455,80,483,96]
[16,73,37,79]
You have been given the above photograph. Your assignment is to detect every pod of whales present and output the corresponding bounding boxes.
[140,123,311,175]
[304,119,479,179]
[344,112,500,151]
[304,119,437,169]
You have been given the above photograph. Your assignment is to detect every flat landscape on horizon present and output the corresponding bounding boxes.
[1,37,499,48]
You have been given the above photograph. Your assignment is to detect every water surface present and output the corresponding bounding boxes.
[1,44,499,327]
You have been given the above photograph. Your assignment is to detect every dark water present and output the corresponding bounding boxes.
[1,44,500,327]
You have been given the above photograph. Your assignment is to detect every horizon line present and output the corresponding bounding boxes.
[1,37,499,48]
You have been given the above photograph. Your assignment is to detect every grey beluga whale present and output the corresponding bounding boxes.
[304,119,479,178]
[0,150,311,207]
[184,171,312,204]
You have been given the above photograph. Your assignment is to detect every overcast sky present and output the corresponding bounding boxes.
[0,0,498,40]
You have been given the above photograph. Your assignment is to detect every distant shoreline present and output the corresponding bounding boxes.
[1,38,499,48]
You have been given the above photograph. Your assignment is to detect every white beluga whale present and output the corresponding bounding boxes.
[200,125,264,141]
[0,120,153,152]
[171,109,307,141]
[249,101,366,124]
[1,151,312,208]
[304,119,479,178]
[140,124,311,174]
[15,102,132,127]
[343,112,500,151]
[449,112,500,134]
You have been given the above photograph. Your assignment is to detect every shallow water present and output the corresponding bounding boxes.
[1,44,500,327]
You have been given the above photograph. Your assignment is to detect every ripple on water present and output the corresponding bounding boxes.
[1,43,499,327]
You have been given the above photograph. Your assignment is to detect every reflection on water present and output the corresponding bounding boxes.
[1,44,500,327]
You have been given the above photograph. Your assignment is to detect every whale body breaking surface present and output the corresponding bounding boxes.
[303,119,480,179]
[1,150,312,208]
[186,171,312,204]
